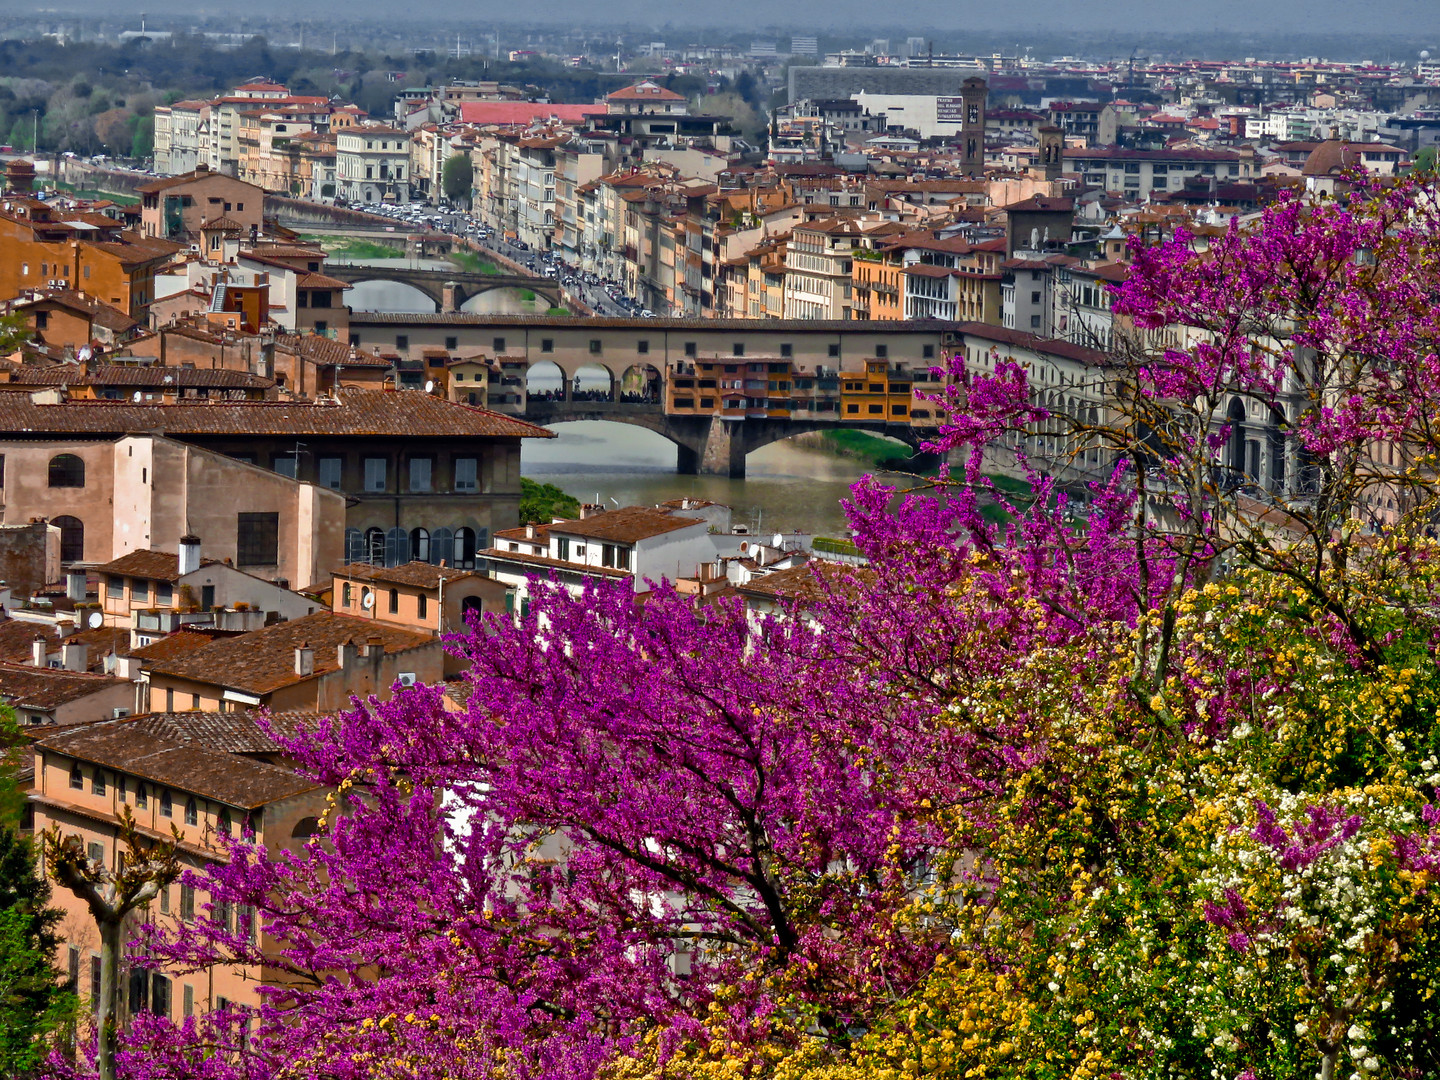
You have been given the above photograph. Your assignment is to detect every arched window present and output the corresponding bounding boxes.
[69,765,83,790]
[160,790,172,818]
[344,528,365,564]
[53,516,84,563]
[429,527,453,566]
[364,527,384,565]
[218,809,232,837]
[92,770,106,796]
[341,582,353,607]
[453,527,477,569]
[48,454,85,488]
[461,595,483,622]
[136,784,148,809]
[410,528,430,564]
[291,816,319,839]
[383,527,410,568]
[185,797,198,827]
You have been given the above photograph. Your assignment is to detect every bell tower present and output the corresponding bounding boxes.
[959,76,988,175]
[1037,124,1064,181]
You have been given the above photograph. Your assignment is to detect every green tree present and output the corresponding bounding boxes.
[441,153,474,207]
[0,827,72,1078]
[518,477,580,525]
[129,115,153,160]
[1414,145,1437,171]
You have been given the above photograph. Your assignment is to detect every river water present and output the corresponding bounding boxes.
[342,273,894,538]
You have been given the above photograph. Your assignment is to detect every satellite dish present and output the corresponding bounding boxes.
[425,380,435,393]
[77,345,92,362]
[772,533,784,548]
[361,591,375,609]
[87,610,103,629]
[132,390,142,402]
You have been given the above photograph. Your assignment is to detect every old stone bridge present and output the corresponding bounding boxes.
[521,400,926,478]
[326,265,564,313]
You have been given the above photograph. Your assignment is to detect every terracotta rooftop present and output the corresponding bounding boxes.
[94,549,195,583]
[11,290,141,334]
[547,506,704,544]
[333,561,480,590]
[1,364,274,390]
[0,662,128,710]
[0,387,553,440]
[129,628,236,663]
[35,718,321,808]
[0,620,128,673]
[127,709,318,755]
[141,611,436,695]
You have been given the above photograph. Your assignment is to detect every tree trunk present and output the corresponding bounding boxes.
[96,917,121,1080]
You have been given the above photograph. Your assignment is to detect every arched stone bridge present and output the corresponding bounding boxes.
[521,400,927,478]
[326,266,563,312]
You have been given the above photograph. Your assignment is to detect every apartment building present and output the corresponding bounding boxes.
[137,167,264,242]
[336,125,412,205]
[484,504,715,601]
[152,100,209,176]
[1063,146,1255,200]
[782,218,870,321]
[31,715,329,1022]
[0,198,181,317]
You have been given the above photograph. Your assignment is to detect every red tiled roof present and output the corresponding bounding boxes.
[142,610,436,695]
[548,506,704,544]
[606,81,686,102]
[333,561,480,589]
[0,387,553,440]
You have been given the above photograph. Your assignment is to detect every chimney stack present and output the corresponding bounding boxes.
[178,535,201,577]
[30,636,47,667]
[337,638,357,670]
[60,640,87,672]
[294,642,314,677]
[364,635,384,658]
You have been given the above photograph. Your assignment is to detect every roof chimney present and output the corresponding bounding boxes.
[364,635,384,658]
[60,640,87,672]
[178,535,201,577]
[337,638,357,670]
[30,636,47,667]
[295,642,315,677]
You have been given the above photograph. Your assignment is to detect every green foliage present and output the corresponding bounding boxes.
[0,314,30,357]
[0,827,72,1077]
[0,708,28,832]
[519,478,580,526]
[130,114,154,159]
[1414,146,1438,172]
[441,153,474,204]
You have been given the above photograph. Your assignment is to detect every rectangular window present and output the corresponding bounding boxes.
[180,885,194,921]
[875,344,888,359]
[363,458,387,492]
[453,457,478,492]
[88,841,104,865]
[159,883,170,915]
[493,337,506,353]
[160,791,172,818]
[780,343,793,358]
[445,336,458,350]
[151,974,171,1019]
[684,342,697,358]
[318,457,343,491]
[417,594,428,620]
[236,512,279,567]
[556,538,570,561]
[589,339,602,355]
[732,343,745,357]
[409,457,433,492]
[271,454,298,478]
[68,947,79,992]
[183,984,194,1018]
[107,577,124,600]
[828,343,840,358]
[637,340,649,354]
[93,772,106,796]
[396,335,408,350]
[923,344,935,359]
[388,588,399,614]
[541,338,554,353]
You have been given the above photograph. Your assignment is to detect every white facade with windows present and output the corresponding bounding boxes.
[336,126,412,205]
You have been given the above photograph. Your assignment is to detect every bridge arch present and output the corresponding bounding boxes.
[571,362,616,403]
[621,363,663,404]
[343,278,441,314]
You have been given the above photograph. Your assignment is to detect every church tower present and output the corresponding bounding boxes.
[959,76,988,175]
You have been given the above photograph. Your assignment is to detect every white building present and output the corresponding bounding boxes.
[483,505,717,605]
[336,125,412,205]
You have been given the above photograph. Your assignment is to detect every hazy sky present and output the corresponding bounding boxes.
[39,0,1440,40]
